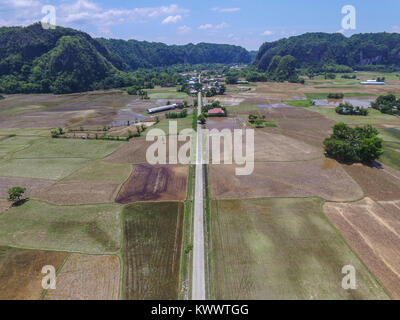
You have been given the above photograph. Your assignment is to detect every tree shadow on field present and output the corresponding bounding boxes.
[11,198,29,207]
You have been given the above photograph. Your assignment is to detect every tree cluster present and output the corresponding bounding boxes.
[324,123,383,163]
[371,94,400,115]
[335,102,369,116]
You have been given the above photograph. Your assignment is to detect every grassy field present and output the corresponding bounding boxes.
[61,160,132,184]
[225,104,260,111]
[210,198,389,300]
[0,128,51,136]
[381,144,400,171]
[146,115,194,136]
[0,158,90,180]
[147,88,188,100]
[13,138,123,160]
[283,100,314,107]
[0,200,122,253]
[122,201,184,300]
[305,92,379,100]
[309,107,400,125]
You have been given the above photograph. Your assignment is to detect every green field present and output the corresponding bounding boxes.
[309,107,399,125]
[0,128,51,136]
[147,88,188,100]
[210,198,389,300]
[122,202,183,300]
[146,115,194,136]
[13,138,122,160]
[305,92,378,100]
[283,100,314,108]
[225,104,260,111]
[0,200,122,253]
[0,158,89,180]
[378,128,400,170]
[61,160,132,183]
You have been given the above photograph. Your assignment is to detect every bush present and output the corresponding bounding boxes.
[371,94,400,115]
[324,123,383,163]
[8,186,26,203]
[328,93,344,99]
[335,102,368,116]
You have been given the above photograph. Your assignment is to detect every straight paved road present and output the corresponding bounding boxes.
[192,76,206,300]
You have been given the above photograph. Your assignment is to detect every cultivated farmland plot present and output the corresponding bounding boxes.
[210,198,389,300]
[0,77,399,301]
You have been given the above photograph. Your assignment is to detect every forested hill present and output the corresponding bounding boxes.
[254,32,400,72]
[0,23,251,94]
[97,38,252,70]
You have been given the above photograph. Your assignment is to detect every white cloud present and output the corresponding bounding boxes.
[261,30,274,36]
[392,26,400,33]
[162,15,182,24]
[198,22,228,31]
[212,7,240,13]
[0,0,41,9]
[198,24,213,30]
[178,25,191,35]
[55,1,190,35]
[215,22,229,29]
[0,0,190,33]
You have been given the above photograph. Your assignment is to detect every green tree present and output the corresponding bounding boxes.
[324,123,383,163]
[8,186,26,203]
[198,114,207,125]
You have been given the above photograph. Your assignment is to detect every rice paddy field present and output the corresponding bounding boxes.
[0,72,399,300]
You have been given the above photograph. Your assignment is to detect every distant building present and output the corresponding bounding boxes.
[208,107,225,116]
[147,104,177,114]
[360,80,386,85]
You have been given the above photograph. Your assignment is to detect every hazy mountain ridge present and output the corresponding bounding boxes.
[254,32,400,71]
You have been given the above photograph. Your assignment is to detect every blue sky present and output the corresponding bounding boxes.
[1,0,400,50]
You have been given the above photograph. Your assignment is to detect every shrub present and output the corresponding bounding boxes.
[328,93,344,99]
[335,102,368,116]
[8,186,26,203]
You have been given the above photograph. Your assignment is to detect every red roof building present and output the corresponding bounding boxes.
[208,107,225,116]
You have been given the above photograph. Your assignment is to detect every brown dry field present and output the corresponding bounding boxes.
[206,117,241,131]
[105,137,188,165]
[104,137,154,164]
[0,176,54,199]
[0,91,155,129]
[324,198,400,299]
[261,106,335,147]
[117,164,187,203]
[379,200,400,219]
[343,163,400,201]
[0,247,67,300]
[45,254,120,300]
[209,130,322,163]
[209,158,363,201]
[32,182,120,205]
